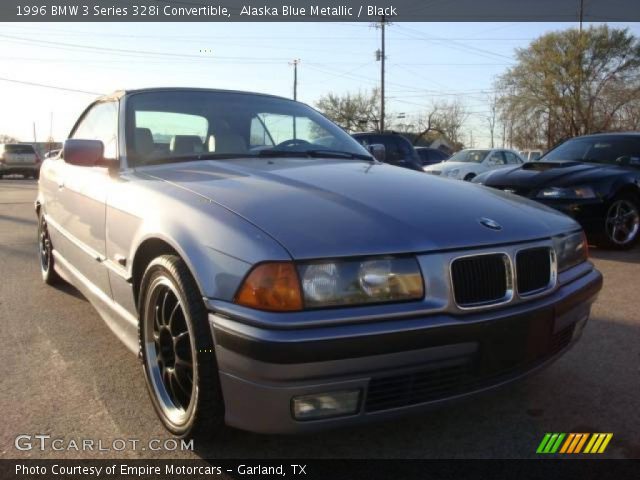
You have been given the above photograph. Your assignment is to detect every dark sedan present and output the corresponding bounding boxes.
[474,133,640,249]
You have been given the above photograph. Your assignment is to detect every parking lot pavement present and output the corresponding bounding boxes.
[0,178,638,460]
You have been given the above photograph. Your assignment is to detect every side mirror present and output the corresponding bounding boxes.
[367,143,386,162]
[63,139,105,167]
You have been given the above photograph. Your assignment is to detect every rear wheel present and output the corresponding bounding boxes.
[602,193,640,249]
[139,255,225,438]
[38,213,62,285]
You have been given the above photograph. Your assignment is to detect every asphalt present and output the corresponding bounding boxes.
[0,178,638,460]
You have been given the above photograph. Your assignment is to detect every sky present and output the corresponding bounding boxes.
[0,21,638,147]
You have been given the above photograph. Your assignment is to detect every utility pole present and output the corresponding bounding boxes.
[49,112,53,152]
[579,0,584,32]
[374,16,387,133]
[33,122,36,144]
[289,59,300,101]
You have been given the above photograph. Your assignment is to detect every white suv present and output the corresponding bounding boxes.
[0,143,41,179]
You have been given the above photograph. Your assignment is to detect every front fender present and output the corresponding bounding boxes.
[107,174,291,301]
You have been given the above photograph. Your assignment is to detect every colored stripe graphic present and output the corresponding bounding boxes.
[537,433,565,454]
[574,433,589,453]
[560,433,575,453]
[584,434,598,453]
[536,433,552,453]
[539,433,613,454]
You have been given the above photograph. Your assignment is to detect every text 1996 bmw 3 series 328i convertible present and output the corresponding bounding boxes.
[36,88,602,437]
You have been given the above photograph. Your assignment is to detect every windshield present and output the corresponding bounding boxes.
[126,90,371,165]
[447,149,490,163]
[543,136,640,165]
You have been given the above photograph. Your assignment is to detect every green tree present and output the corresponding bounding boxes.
[497,25,640,148]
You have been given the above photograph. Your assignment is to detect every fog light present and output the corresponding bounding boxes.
[292,390,361,420]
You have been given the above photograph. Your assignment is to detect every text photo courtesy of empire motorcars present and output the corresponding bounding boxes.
[0,1,639,479]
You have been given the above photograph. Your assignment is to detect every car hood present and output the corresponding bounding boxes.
[145,158,577,259]
[479,160,627,189]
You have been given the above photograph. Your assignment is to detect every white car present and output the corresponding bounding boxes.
[424,148,525,181]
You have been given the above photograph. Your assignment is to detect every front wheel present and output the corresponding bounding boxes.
[463,173,476,182]
[38,213,62,285]
[139,255,225,438]
[602,193,640,249]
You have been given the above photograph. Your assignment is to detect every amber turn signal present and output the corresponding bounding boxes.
[235,262,303,311]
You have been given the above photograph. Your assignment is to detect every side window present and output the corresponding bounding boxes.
[72,102,118,159]
[385,138,403,163]
[488,151,506,165]
[505,152,521,164]
[397,138,414,159]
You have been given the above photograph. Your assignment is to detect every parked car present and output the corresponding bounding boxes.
[37,88,602,437]
[424,148,524,181]
[520,149,544,162]
[352,132,423,171]
[474,133,640,249]
[415,146,449,167]
[0,143,41,179]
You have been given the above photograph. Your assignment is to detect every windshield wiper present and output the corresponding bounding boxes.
[256,149,373,161]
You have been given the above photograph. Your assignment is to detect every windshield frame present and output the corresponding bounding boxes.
[123,89,371,167]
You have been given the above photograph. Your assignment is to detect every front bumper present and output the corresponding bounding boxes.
[0,164,39,175]
[208,266,602,434]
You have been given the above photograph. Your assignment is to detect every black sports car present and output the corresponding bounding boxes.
[473,133,640,249]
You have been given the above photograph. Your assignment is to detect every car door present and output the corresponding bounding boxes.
[56,101,118,295]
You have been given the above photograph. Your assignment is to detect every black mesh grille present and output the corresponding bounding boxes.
[517,248,552,295]
[364,324,575,413]
[365,362,473,412]
[451,254,508,307]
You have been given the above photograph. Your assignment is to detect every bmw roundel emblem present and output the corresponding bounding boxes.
[479,217,502,231]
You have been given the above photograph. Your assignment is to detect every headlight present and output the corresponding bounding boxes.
[553,231,588,271]
[537,186,596,199]
[299,257,424,308]
[446,169,460,178]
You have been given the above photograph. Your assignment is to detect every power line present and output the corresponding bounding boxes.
[0,34,291,62]
[0,76,102,95]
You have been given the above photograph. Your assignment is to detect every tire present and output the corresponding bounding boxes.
[138,255,225,438]
[463,173,476,182]
[601,193,640,250]
[38,213,62,285]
